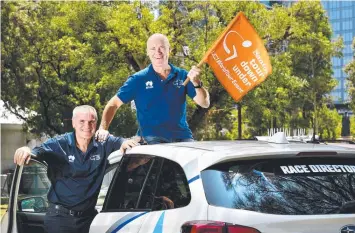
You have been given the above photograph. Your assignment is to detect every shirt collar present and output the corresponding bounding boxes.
[166,63,178,81]
[68,131,98,148]
[148,63,178,81]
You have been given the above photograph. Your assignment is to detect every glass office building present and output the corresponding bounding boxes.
[322,1,354,107]
[261,0,292,8]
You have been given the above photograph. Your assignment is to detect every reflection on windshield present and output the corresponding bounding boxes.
[202,160,355,215]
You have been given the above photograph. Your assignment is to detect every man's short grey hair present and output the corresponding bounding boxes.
[147,33,170,49]
[72,105,97,121]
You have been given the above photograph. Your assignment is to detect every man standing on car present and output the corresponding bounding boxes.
[13,105,139,233]
[95,33,210,144]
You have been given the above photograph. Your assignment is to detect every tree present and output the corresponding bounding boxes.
[317,105,342,139]
[2,1,340,140]
[350,116,355,140]
[287,1,339,137]
[344,38,355,113]
[241,1,341,137]
[1,2,138,136]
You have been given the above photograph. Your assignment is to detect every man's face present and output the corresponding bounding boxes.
[147,36,169,67]
[72,112,97,140]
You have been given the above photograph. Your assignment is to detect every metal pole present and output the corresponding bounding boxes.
[238,103,242,139]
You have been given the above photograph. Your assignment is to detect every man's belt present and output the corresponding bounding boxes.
[49,203,95,217]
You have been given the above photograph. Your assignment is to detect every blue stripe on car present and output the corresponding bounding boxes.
[106,212,148,233]
[188,174,200,184]
[152,211,165,233]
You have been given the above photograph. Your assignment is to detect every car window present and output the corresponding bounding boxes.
[104,155,191,211]
[151,159,191,210]
[201,157,355,215]
[18,160,50,213]
[104,155,157,210]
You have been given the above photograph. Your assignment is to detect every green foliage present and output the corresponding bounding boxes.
[241,1,340,136]
[225,109,252,139]
[2,2,135,136]
[1,1,342,139]
[317,105,342,140]
[350,116,355,139]
[344,38,355,113]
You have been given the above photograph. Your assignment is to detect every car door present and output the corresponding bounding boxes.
[137,158,202,233]
[3,157,119,233]
[4,159,50,233]
[90,154,161,233]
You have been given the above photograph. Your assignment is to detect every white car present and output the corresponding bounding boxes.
[2,133,355,233]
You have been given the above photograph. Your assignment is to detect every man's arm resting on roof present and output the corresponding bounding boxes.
[107,136,140,154]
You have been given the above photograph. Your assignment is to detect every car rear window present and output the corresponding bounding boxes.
[201,157,355,215]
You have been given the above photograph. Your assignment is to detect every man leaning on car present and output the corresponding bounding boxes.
[13,105,139,233]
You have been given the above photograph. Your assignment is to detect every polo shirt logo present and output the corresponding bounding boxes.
[68,155,75,163]
[173,79,184,88]
[90,154,100,161]
[145,81,153,89]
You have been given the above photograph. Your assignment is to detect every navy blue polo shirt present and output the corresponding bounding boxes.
[32,132,124,211]
[117,63,196,140]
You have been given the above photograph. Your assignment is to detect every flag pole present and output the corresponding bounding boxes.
[183,12,243,86]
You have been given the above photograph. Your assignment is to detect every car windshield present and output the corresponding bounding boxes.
[201,157,355,215]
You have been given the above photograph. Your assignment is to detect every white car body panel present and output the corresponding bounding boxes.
[1,211,9,232]
[208,206,355,233]
[137,203,208,233]
[90,212,147,233]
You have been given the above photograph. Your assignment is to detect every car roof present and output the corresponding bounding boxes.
[121,140,355,172]
[129,140,355,154]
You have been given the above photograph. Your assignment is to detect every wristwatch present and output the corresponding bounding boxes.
[193,81,203,88]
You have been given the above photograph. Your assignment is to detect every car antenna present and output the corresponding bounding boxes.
[268,132,289,144]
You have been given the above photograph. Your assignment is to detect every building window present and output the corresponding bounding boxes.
[342,20,353,30]
[322,1,328,9]
[332,10,340,20]
[341,1,354,7]
[333,22,340,31]
[330,10,340,20]
[332,57,341,66]
[329,1,340,8]
[334,68,342,78]
[343,32,353,43]
[342,9,353,19]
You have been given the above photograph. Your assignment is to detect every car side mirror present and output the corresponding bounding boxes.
[18,196,48,212]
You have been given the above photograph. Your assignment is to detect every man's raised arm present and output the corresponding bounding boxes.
[95,95,124,141]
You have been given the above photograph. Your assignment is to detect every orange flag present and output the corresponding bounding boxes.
[186,12,272,102]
